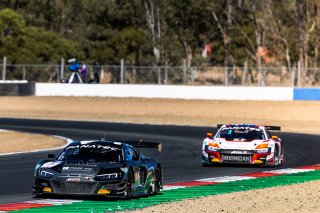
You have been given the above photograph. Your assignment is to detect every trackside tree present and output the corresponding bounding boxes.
[0,0,319,85]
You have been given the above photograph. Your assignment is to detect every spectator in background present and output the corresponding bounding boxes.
[80,63,87,83]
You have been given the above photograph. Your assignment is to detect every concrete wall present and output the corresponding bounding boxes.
[0,81,35,96]
[35,83,294,101]
[293,88,320,100]
[0,82,306,100]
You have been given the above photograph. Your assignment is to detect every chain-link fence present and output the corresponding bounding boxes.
[2,62,320,86]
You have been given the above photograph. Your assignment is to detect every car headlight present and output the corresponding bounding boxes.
[256,148,268,153]
[207,142,220,152]
[208,146,219,152]
[96,173,121,180]
[120,167,128,173]
[34,163,42,176]
[39,170,55,178]
[255,143,269,149]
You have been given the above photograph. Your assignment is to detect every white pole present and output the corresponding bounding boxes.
[100,66,104,80]
[60,58,65,82]
[157,66,161,84]
[2,56,6,80]
[120,59,124,84]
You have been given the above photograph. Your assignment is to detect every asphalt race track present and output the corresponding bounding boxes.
[0,118,319,204]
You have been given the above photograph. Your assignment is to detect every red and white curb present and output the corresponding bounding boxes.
[163,164,320,190]
[0,199,82,212]
[1,164,320,212]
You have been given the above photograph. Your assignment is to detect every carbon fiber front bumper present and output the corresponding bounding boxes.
[33,176,127,197]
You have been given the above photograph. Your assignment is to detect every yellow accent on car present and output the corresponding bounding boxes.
[254,160,263,164]
[211,158,220,163]
[98,189,111,195]
[43,187,52,192]
[255,143,269,149]
[208,143,220,148]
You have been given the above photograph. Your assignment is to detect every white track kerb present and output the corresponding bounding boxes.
[163,166,320,190]
[35,83,294,101]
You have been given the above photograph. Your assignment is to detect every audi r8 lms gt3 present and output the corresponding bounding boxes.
[202,124,284,167]
[33,140,163,199]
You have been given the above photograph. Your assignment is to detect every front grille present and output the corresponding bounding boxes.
[221,154,252,163]
[51,180,97,194]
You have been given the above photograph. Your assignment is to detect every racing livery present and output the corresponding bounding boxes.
[33,140,163,199]
[202,124,284,167]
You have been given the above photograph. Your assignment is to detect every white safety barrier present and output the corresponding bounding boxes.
[35,83,293,101]
[0,80,28,83]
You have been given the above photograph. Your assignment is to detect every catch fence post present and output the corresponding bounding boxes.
[23,65,26,80]
[60,58,65,82]
[224,66,228,86]
[2,56,6,80]
[242,61,248,85]
[120,59,124,84]
[297,61,301,87]
[157,66,161,85]
[191,66,196,85]
[291,67,295,87]
[183,60,187,84]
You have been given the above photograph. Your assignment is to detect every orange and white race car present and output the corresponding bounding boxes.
[202,124,284,167]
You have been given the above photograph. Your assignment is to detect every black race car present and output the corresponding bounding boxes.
[32,140,163,199]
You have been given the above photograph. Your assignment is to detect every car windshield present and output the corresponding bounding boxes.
[57,143,123,162]
[216,127,266,141]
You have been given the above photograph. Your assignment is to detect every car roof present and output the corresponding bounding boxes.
[217,124,281,131]
[67,140,128,147]
[219,124,263,129]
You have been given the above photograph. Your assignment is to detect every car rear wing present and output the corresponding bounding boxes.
[265,126,281,131]
[216,124,281,131]
[121,140,162,152]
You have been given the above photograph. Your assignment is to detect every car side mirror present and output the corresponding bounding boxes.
[207,132,213,139]
[271,136,278,139]
[48,154,55,159]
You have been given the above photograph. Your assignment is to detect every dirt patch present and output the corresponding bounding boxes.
[0,97,319,134]
[0,130,66,154]
[131,181,320,213]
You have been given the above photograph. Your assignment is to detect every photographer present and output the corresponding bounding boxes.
[68,59,83,83]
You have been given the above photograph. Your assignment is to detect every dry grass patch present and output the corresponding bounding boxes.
[0,130,66,154]
[0,97,319,134]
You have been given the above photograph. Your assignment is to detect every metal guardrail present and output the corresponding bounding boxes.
[2,60,320,86]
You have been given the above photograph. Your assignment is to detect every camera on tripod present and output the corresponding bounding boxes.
[67,58,83,83]
[68,58,81,73]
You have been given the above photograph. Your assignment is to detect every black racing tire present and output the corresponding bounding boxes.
[279,145,284,166]
[154,166,162,194]
[274,145,281,167]
[266,146,280,167]
[126,170,134,199]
